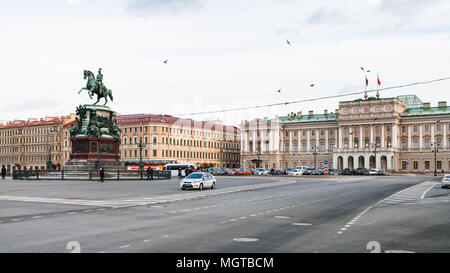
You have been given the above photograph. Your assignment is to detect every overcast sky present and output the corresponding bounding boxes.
[1,0,450,126]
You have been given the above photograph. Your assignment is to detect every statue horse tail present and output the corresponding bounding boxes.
[108,90,113,101]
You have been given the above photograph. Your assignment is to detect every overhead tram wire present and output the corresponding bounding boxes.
[174,76,450,117]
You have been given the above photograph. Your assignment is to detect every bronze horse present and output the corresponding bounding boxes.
[78,70,113,105]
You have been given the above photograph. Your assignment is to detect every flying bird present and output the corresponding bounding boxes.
[310,84,315,87]
[367,70,371,73]
[163,60,168,64]
[360,67,365,71]
[286,39,291,45]
[276,89,282,93]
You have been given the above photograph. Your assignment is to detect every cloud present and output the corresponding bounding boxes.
[378,0,440,15]
[127,0,205,16]
[306,6,348,25]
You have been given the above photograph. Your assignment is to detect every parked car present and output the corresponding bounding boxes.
[270,169,283,175]
[377,169,387,175]
[180,172,216,190]
[227,169,238,175]
[313,168,325,175]
[342,168,355,175]
[355,168,369,175]
[253,168,266,175]
[284,168,293,175]
[327,169,335,175]
[302,168,314,175]
[441,174,450,188]
[288,169,303,176]
[248,169,256,175]
[368,169,379,175]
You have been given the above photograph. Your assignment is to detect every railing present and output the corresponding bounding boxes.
[12,169,171,181]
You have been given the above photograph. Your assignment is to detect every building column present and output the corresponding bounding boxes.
[260,128,264,152]
[444,123,448,150]
[325,129,329,152]
[307,130,311,152]
[364,154,370,169]
[339,127,343,149]
[387,154,392,170]
[289,131,293,153]
[376,153,381,169]
[298,130,301,152]
[359,125,363,150]
[349,129,353,149]
[252,129,257,153]
[419,125,423,150]
[370,125,374,144]
[381,124,385,148]
[408,125,412,151]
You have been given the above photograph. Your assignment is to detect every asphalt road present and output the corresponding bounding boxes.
[0,175,448,253]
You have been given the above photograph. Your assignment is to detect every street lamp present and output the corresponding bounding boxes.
[256,150,262,168]
[312,146,318,170]
[431,143,438,176]
[46,147,53,171]
[137,138,146,172]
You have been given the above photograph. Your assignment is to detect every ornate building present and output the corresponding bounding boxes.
[115,114,241,168]
[240,95,450,173]
[0,115,76,172]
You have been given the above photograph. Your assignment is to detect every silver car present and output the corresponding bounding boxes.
[180,172,216,190]
[442,174,450,189]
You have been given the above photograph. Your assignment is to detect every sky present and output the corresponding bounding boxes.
[1,0,450,126]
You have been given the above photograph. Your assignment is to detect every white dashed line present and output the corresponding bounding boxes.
[119,245,130,249]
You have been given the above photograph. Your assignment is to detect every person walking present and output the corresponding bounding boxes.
[147,167,151,180]
[178,168,182,179]
[1,166,6,180]
[99,168,105,183]
[150,167,154,180]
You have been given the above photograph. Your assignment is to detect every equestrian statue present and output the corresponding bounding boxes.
[78,68,113,105]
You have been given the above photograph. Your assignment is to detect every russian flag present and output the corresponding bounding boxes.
[365,76,368,86]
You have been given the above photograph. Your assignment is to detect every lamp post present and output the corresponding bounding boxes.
[137,138,146,172]
[431,143,438,176]
[312,146,318,170]
[95,141,100,170]
[256,150,262,168]
[46,147,53,171]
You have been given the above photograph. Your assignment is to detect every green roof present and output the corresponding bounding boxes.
[279,113,338,123]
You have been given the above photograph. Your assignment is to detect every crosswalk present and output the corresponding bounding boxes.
[0,179,296,208]
[376,181,450,207]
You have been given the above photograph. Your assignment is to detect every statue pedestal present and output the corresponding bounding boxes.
[70,135,120,162]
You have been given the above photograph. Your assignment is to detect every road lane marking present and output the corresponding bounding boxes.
[119,245,130,249]
[292,223,312,226]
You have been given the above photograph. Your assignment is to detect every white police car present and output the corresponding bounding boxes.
[442,174,450,189]
[180,172,216,190]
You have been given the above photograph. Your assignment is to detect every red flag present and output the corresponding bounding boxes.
[377,74,381,86]
[365,76,368,86]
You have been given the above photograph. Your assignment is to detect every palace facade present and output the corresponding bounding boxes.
[240,95,450,173]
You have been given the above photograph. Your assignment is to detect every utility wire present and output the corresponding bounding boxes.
[175,76,450,117]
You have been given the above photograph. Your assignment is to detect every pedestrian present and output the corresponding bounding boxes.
[147,166,151,180]
[150,167,154,180]
[178,168,182,179]
[99,168,105,183]
[1,166,6,180]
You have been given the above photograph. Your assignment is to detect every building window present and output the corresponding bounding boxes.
[311,130,315,136]
[402,126,406,133]
[302,142,307,151]
[437,138,442,148]
[375,126,380,132]
[413,161,418,170]
[344,127,348,133]
[330,130,334,135]
[425,161,430,169]
[153,126,157,131]
[402,161,407,170]
[153,136,157,144]
[413,126,418,132]
[285,143,289,152]
[425,138,430,148]
[153,150,157,157]
[413,139,419,149]
[293,144,298,152]
[437,124,441,132]
[329,142,335,150]
[402,139,407,149]
[425,125,430,132]
[437,161,442,170]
